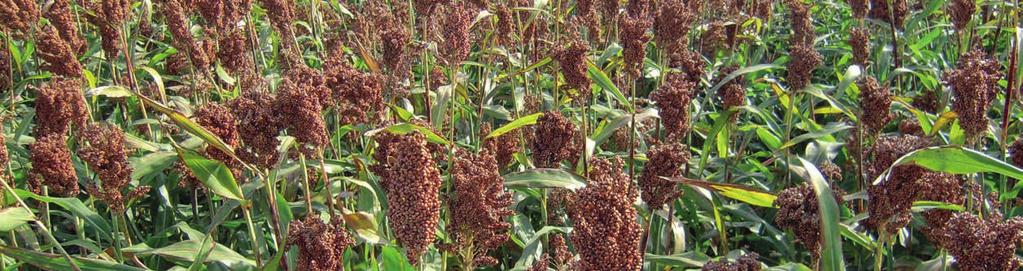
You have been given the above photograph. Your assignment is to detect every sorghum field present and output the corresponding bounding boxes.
[1,0,1022,270]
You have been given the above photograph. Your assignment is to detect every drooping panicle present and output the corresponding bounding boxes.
[370,132,442,264]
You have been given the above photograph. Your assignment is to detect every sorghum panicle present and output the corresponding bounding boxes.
[194,103,242,177]
[858,76,892,135]
[701,253,762,271]
[865,135,932,232]
[28,134,79,196]
[441,3,474,66]
[937,213,1023,271]
[531,112,579,168]
[620,9,652,78]
[651,72,695,142]
[45,0,87,55]
[654,0,696,55]
[446,148,515,267]
[912,90,939,113]
[717,65,746,119]
[37,25,83,78]
[370,132,442,264]
[230,91,281,168]
[325,64,384,125]
[639,143,689,209]
[1010,138,1023,168]
[849,27,869,66]
[786,44,821,91]
[481,123,519,167]
[945,49,1002,141]
[848,0,867,19]
[0,0,39,33]
[555,33,592,100]
[287,214,356,271]
[774,183,843,260]
[786,0,814,47]
[948,0,975,31]
[33,78,88,137]
[275,68,329,155]
[869,0,907,28]
[79,124,149,213]
[569,157,642,271]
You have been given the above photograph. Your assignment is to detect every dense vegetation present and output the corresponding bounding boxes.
[0,0,1021,270]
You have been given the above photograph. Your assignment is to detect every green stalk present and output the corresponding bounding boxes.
[299,153,314,213]
[242,205,263,266]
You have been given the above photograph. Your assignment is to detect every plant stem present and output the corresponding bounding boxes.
[242,204,263,266]
[299,153,314,213]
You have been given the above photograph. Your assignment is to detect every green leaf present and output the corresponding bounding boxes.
[503,169,587,191]
[644,252,708,268]
[0,246,146,271]
[365,123,450,145]
[756,127,782,150]
[14,190,113,240]
[176,148,245,201]
[708,64,781,94]
[0,207,33,231]
[883,146,1023,183]
[587,61,630,111]
[669,178,777,207]
[796,158,846,271]
[487,112,543,139]
[911,200,965,212]
[125,240,256,268]
[380,246,413,270]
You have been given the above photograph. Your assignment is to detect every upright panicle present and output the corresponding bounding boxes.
[370,132,442,264]
[569,157,642,271]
